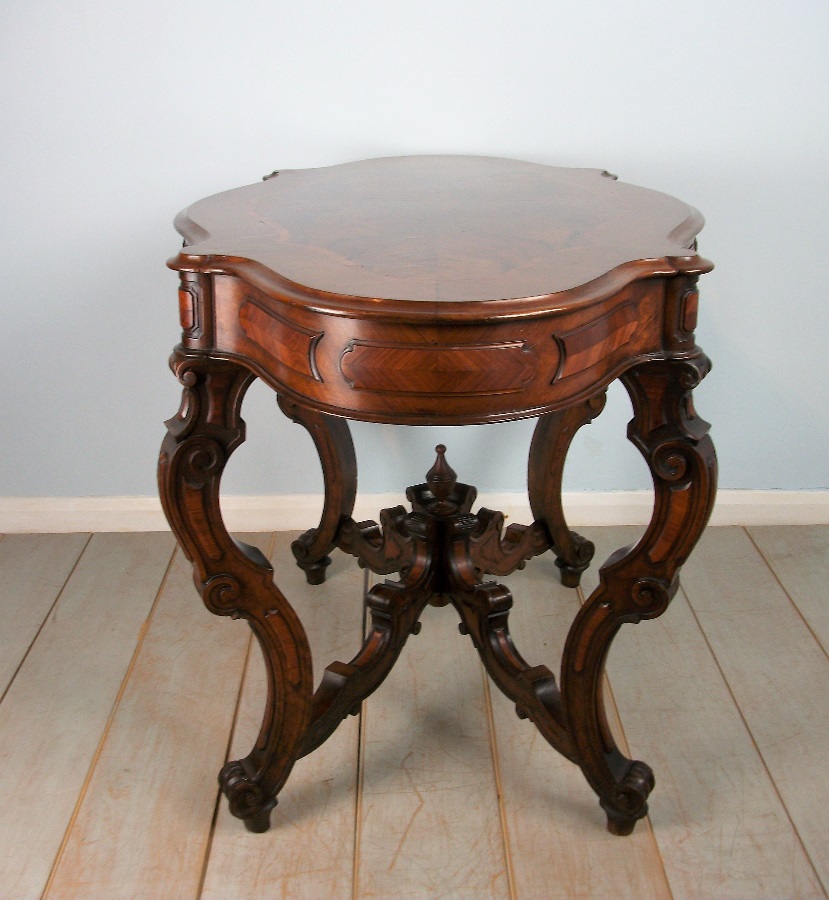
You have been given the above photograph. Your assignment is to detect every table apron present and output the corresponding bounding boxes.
[182,273,700,424]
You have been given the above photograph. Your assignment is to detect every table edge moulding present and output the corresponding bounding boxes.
[157,154,717,837]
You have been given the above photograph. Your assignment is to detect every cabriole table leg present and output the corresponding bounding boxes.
[528,391,608,587]
[158,350,315,832]
[560,353,717,834]
[276,396,358,585]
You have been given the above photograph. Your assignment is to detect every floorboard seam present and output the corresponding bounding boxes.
[197,630,256,898]
[39,539,178,899]
[480,662,518,900]
[603,674,675,898]
[681,582,828,897]
[0,533,92,708]
[743,526,829,664]
[351,704,366,900]
[352,565,371,900]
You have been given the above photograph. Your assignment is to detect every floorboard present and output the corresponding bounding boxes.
[356,597,509,898]
[0,526,825,898]
[0,533,175,898]
[678,527,829,894]
[747,525,829,656]
[43,535,259,899]
[0,533,90,698]
[583,526,824,898]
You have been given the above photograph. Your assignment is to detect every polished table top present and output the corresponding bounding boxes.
[169,156,711,425]
[174,155,710,308]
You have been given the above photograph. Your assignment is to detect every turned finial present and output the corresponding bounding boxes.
[426,444,457,506]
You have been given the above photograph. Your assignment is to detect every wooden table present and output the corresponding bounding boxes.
[158,156,717,836]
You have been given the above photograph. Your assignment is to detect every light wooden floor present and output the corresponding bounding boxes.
[1,526,827,899]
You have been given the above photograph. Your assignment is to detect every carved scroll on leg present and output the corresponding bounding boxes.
[277,395,358,585]
[158,350,314,832]
[560,354,717,835]
[528,391,607,586]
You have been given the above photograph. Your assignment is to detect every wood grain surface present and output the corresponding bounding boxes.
[1,528,826,897]
[0,533,175,898]
[45,535,255,898]
[0,533,89,697]
[678,527,829,891]
[583,527,824,898]
[175,156,706,303]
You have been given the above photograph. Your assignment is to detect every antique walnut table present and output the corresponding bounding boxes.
[158,156,717,836]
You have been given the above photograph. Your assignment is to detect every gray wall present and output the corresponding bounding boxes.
[2,1,827,499]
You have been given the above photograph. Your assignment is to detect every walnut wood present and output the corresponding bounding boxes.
[343,448,577,759]
[528,391,608,586]
[174,156,707,303]
[560,353,717,834]
[276,396,357,584]
[297,578,430,758]
[158,351,314,832]
[159,156,717,837]
[170,157,711,427]
[336,507,411,576]
[467,509,550,578]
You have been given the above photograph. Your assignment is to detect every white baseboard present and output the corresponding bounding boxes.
[0,491,826,533]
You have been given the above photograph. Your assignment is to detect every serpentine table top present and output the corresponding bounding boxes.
[169,155,711,425]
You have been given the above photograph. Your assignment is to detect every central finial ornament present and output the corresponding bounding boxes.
[426,444,458,512]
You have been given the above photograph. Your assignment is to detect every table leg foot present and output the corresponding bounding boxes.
[601,761,655,835]
[556,550,593,588]
[298,555,331,585]
[604,811,639,837]
[528,392,607,587]
[244,809,274,834]
[220,760,277,832]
